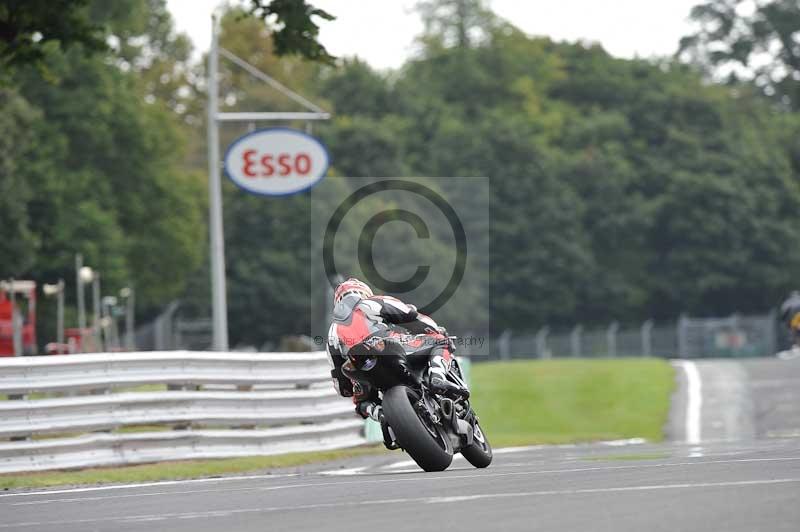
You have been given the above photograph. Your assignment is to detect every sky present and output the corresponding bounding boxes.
[166,0,701,69]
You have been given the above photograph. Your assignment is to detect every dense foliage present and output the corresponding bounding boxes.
[0,0,105,70]
[0,0,336,72]
[0,0,207,338]
[312,1,800,334]
[3,0,800,347]
[679,0,800,110]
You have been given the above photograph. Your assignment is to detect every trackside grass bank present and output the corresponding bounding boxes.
[469,358,674,447]
[0,446,386,491]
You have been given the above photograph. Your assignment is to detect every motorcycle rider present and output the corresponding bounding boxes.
[325,278,467,447]
[780,290,800,348]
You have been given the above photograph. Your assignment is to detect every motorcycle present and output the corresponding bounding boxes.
[345,332,492,472]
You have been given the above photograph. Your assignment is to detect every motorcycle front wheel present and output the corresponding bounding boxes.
[382,385,453,472]
[460,419,493,468]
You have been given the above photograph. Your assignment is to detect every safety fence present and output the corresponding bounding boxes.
[0,351,365,474]
[490,321,676,360]
[469,312,783,361]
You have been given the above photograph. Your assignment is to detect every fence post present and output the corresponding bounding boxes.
[766,309,777,357]
[730,312,741,356]
[570,325,582,358]
[174,318,183,351]
[8,392,30,441]
[154,301,180,351]
[498,329,512,360]
[641,319,653,357]
[607,322,619,358]
[678,314,689,358]
[536,326,549,359]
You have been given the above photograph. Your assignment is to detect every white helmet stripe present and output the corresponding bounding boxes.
[417,313,438,329]
[381,296,412,313]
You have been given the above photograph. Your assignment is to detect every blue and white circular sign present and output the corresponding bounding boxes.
[223,128,330,196]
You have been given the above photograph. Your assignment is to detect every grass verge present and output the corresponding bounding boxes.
[469,358,674,447]
[0,445,386,491]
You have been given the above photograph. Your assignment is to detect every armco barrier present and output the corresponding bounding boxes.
[0,351,331,395]
[0,419,365,473]
[0,389,354,438]
[0,351,366,473]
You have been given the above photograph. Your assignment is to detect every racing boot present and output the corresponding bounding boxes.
[427,347,469,398]
[428,374,470,399]
[357,402,399,450]
[378,411,399,450]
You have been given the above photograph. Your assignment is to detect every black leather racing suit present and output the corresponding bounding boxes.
[325,293,453,417]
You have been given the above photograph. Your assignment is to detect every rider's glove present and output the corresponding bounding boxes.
[356,401,382,422]
[366,404,383,423]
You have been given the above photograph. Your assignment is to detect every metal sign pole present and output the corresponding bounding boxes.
[75,254,86,352]
[56,279,64,351]
[8,279,22,356]
[126,287,135,350]
[208,14,229,351]
[205,14,329,352]
[92,274,102,351]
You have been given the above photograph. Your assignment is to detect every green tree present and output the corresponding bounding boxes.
[679,0,800,110]
[196,0,800,342]
[247,0,335,63]
[320,59,393,118]
[322,115,411,177]
[415,0,495,50]
[0,88,39,276]
[14,40,207,307]
[11,0,799,348]
[0,0,208,350]
[0,0,338,75]
[223,191,311,346]
[0,0,105,71]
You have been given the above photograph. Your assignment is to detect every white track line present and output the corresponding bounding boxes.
[9,457,800,506]
[382,455,466,471]
[317,467,368,476]
[4,478,799,528]
[0,473,298,499]
[677,360,703,445]
[493,445,547,454]
[0,440,651,496]
[383,459,419,469]
[383,439,645,469]
[600,438,647,447]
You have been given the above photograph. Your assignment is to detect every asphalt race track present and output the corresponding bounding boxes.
[2,357,799,532]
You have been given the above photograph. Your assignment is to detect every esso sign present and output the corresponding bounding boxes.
[223,128,330,196]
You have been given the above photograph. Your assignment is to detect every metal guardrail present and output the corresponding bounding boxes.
[0,351,366,474]
[0,350,331,395]
[0,389,353,438]
[0,419,365,473]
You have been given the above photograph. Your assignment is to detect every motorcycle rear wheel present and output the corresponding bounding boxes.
[382,385,453,472]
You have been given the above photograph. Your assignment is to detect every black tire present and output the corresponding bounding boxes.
[382,386,453,472]
[461,420,492,468]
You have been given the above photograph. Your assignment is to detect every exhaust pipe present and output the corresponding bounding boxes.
[440,397,459,432]
[440,397,454,419]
